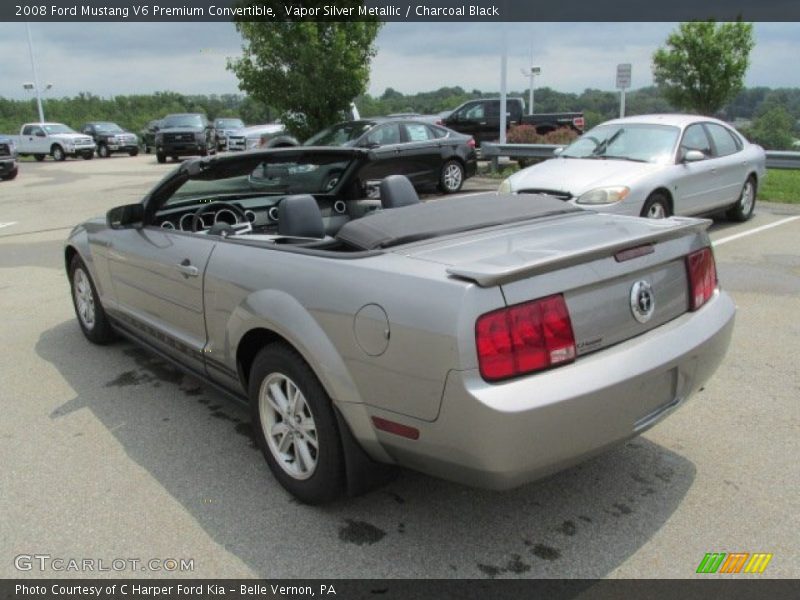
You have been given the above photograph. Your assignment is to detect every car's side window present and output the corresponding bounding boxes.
[681,124,712,157]
[22,125,33,135]
[464,103,485,120]
[403,123,432,142]
[705,123,741,157]
[365,123,401,146]
[485,102,500,118]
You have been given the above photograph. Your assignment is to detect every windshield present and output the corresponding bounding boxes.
[162,114,204,128]
[304,122,373,147]
[215,119,244,129]
[94,123,124,133]
[561,123,680,164]
[43,124,76,134]
[166,155,355,205]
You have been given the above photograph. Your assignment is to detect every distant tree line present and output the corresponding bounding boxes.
[2,85,798,148]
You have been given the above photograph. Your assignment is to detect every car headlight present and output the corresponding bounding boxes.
[498,178,512,194]
[576,186,630,205]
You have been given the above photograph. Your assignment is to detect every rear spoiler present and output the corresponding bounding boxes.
[446,217,712,287]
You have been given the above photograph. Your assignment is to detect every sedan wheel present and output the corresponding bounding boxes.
[726,177,756,222]
[250,344,344,504]
[68,255,116,344]
[640,193,670,219]
[97,144,109,158]
[440,160,465,193]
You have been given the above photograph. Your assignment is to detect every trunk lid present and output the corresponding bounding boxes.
[399,212,711,356]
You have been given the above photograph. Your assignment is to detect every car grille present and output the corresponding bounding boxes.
[0,143,10,157]
[227,136,246,151]
[118,134,136,143]
[518,189,572,201]
[76,137,94,145]
[164,133,195,143]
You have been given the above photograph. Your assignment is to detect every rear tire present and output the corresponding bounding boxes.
[68,255,116,344]
[156,152,166,164]
[249,343,345,504]
[640,193,671,219]
[439,159,465,193]
[726,176,756,222]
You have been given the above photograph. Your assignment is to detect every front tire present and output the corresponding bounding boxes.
[1,167,18,181]
[439,159,465,193]
[249,343,345,504]
[156,152,166,164]
[640,193,671,219]
[52,145,66,162]
[69,255,116,344]
[34,154,45,162]
[129,148,139,157]
[82,152,93,160]
[97,144,110,158]
[726,176,756,222]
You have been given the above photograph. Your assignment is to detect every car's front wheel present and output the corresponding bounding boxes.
[249,343,345,504]
[439,159,465,193]
[640,193,671,219]
[34,154,45,162]
[156,152,166,164]
[727,176,757,222]
[1,167,17,181]
[97,144,110,158]
[68,255,116,344]
[128,148,139,157]
[52,145,66,162]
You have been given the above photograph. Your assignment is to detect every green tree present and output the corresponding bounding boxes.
[747,106,795,150]
[652,21,754,115]
[227,5,382,139]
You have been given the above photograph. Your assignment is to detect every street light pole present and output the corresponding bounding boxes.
[25,22,45,123]
[521,65,541,116]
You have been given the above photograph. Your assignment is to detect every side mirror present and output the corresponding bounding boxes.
[107,204,144,229]
[553,147,564,156]
[683,149,706,163]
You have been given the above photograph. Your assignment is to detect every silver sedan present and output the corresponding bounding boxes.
[500,114,766,221]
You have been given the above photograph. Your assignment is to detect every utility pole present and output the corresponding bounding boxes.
[25,22,45,123]
[499,30,507,144]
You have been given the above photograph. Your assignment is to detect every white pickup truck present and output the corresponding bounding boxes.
[13,123,96,161]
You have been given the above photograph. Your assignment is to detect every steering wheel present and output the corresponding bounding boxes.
[190,201,248,233]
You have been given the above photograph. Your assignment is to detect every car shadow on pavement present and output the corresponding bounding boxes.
[38,320,696,579]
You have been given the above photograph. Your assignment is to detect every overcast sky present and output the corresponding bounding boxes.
[0,22,797,100]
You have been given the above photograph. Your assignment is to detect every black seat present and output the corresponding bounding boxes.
[278,195,325,239]
[380,175,420,209]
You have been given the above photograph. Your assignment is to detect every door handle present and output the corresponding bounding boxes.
[479,122,487,125]
[176,259,199,278]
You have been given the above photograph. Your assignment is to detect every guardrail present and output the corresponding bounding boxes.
[481,143,800,171]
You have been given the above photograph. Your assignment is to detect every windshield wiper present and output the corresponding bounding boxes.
[591,129,624,157]
[603,155,648,163]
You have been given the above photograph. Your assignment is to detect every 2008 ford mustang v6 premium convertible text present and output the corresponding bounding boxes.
[65,147,735,504]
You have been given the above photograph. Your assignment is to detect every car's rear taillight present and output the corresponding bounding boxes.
[573,116,585,130]
[476,294,576,381]
[467,137,476,149]
[686,247,718,310]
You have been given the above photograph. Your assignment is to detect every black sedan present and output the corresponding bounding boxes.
[304,118,477,193]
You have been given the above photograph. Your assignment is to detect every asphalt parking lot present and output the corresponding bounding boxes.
[0,155,798,579]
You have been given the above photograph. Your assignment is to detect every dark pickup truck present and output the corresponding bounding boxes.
[442,98,584,145]
[154,113,215,163]
[80,122,139,158]
[0,135,18,180]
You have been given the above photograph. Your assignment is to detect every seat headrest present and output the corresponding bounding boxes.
[380,175,420,209]
[278,195,325,239]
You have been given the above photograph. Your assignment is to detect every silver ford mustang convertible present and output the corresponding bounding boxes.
[65,147,735,503]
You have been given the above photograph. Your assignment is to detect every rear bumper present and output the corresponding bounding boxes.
[369,291,735,489]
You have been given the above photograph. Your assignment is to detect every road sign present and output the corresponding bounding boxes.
[616,63,632,89]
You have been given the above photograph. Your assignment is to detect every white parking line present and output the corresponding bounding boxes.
[0,221,18,230]
[713,216,800,247]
